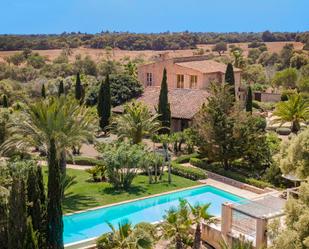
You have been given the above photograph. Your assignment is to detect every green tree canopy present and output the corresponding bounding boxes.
[269,181,309,249]
[276,127,309,179]
[272,68,298,89]
[242,64,267,85]
[193,84,236,170]
[212,42,227,56]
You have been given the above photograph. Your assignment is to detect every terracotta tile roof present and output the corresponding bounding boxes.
[175,60,241,74]
[113,87,210,120]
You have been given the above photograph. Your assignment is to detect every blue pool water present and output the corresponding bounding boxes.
[64,185,245,245]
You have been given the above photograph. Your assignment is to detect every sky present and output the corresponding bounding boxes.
[0,0,308,34]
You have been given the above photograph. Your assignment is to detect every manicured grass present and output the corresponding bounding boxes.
[43,168,200,213]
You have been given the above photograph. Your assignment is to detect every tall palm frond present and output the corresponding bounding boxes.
[0,96,97,158]
[272,94,309,133]
[97,220,154,249]
[111,101,161,144]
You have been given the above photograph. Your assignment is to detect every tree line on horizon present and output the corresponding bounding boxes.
[0,31,308,51]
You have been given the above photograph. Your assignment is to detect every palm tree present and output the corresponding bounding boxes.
[161,199,193,249]
[1,96,96,249]
[188,203,215,249]
[219,235,253,249]
[272,93,309,133]
[97,220,154,249]
[112,101,161,144]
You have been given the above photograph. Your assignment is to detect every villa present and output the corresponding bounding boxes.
[138,54,242,97]
[113,87,210,131]
[114,55,243,131]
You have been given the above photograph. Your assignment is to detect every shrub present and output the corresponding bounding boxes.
[276,127,291,135]
[102,142,146,189]
[263,163,292,187]
[174,153,199,164]
[85,165,106,182]
[253,101,276,111]
[171,163,207,180]
[66,156,104,166]
[246,178,273,189]
[189,158,208,169]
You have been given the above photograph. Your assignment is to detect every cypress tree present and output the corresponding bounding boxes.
[97,75,111,132]
[2,95,8,108]
[27,166,46,248]
[158,68,171,134]
[46,139,64,249]
[8,174,27,249]
[225,63,235,98]
[41,84,46,99]
[24,218,39,249]
[58,81,64,97]
[75,73,83,101]
[246,86,253,113]
[36,166,46,209]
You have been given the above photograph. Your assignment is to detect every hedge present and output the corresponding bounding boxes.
[190,160,273,189]
[189,158,207,168]
[246,178,273,189]
[171,163,207,181]
[66,156,104,166]
[174,153,199,164]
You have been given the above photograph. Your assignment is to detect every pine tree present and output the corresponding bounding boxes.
[27,166,46,248]
[75,73,83,101]
[246,86,253,113]
[41,84,46,99]
[97,75,111,132]
[24,218,39,249]
[8,174,27,249]
[2,95,9,108]
[225,63,235,98]
[58,81,64,97]
[158,68,171,134]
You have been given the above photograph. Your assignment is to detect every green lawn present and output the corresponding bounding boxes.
[43,168,200,213]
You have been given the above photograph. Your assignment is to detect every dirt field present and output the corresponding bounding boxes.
[0,41,304,63]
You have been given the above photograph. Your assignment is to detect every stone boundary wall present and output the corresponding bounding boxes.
[205,171,271,194]
[254,92,281,102]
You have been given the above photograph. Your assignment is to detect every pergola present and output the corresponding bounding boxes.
[221,195,286,248]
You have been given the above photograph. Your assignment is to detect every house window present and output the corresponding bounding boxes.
[146,73,153,86]
[190,75,198,88]
[177,74,184,88]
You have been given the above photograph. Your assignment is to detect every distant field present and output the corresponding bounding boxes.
[0,41,304,63]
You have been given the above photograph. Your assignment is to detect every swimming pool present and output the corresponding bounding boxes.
[64,185,245,245]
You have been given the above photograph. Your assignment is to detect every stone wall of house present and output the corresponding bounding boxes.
[138,60,242,94]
